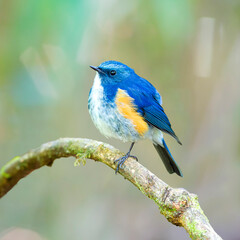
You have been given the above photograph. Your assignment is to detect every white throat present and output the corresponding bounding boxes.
[91,73,104,109]
[92,73,102,90]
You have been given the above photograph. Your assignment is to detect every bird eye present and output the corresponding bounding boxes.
[110,70,116,76]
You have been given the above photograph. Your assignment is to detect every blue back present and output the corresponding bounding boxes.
[94,60,180,142]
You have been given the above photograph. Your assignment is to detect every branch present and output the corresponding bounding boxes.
[0,138,222,240]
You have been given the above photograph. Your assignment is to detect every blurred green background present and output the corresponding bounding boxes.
[1,0,240,239]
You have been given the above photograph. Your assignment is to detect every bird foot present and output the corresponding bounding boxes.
[114,153,138,174]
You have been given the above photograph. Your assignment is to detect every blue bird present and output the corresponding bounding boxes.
[88,60,183,177]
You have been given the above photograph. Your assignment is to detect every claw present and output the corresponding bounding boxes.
[130,155,138,162]
[114,154,138,174]
[114,142,137,174]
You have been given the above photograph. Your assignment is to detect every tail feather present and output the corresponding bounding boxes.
[153,139,183,177]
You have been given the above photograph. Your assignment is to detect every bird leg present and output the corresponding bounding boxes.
[114,142,138,174]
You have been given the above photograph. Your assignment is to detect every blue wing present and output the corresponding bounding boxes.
[143,104,181,144]
[119,77,181,144]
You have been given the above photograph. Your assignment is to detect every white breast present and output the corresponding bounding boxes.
[88,73,146,142]
[89,73,104,124]
[88,73,114,138]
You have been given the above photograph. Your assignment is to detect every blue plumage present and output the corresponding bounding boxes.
[143,104,182,144]
[88,60,183,176]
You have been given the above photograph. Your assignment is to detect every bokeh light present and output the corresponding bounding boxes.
[1,1,240,239]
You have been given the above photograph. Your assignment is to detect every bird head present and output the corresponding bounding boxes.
[90,60,135,84]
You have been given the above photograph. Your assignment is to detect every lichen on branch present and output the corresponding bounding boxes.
[0,138,222,240]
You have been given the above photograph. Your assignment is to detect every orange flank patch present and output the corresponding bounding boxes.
[116,89,148,136]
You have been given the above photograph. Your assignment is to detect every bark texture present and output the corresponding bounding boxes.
[0,138,222,240]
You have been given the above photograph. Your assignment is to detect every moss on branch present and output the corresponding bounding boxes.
[0,138,222,240]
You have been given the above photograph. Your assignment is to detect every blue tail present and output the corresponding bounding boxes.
[153,139,183,177]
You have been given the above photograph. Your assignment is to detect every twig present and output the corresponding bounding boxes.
[0,138,222,240]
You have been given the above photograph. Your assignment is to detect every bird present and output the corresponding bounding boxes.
[88,60,183,177]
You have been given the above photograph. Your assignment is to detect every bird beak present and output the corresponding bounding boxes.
[90,65,105,74]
